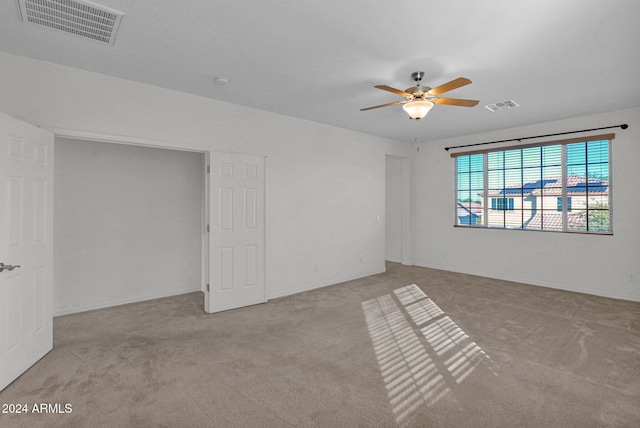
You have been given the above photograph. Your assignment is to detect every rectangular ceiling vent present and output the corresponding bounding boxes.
[484,100,520,112]
[17,0,124,45]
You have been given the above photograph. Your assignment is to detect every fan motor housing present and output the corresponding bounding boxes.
[405,85,432,97]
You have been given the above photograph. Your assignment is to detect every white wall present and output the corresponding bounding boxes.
[53,138,204,315]
[11,51,634,306]
[0,52,411,308]
[412,107,640,301]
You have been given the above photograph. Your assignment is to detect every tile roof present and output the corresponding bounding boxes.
[457,201,482,214]
[524,212,586,230]
[487,176,608,197]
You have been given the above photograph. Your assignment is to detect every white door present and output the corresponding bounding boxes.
[206,153,266,313]
[0,113,53,391]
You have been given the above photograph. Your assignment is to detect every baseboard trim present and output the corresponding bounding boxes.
[54,288,202,316]
[267,268,386,301]
[415,262,640,302]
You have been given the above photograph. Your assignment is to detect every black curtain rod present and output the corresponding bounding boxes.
[444,124,628,151]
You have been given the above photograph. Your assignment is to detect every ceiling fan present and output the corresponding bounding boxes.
[361,71,479,120]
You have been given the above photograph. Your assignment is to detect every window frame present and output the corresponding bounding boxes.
[452,133,614,234]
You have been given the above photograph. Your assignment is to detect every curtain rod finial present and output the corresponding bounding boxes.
[621,124,628,129]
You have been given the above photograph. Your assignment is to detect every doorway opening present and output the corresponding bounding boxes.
[53,136,207,315]
[385,155,411,265]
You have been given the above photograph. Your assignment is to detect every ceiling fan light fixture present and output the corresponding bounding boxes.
[403,100,434,120]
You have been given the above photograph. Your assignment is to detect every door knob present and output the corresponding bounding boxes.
[0,263,21,272]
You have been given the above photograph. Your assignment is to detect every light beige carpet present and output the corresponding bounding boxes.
[1,263,639,427]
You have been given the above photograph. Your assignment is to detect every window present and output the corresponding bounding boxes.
[454,134,612,233]
[491,198,514,211]
[557,197,572,212]
[456,153,483,226]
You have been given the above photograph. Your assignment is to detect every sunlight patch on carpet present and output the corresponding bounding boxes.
[362,284,497,426]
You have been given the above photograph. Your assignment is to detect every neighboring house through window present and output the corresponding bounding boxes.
[453,135,612,233]
[457,201,482,225]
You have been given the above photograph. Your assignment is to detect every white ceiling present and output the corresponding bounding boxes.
[1,0,639,143]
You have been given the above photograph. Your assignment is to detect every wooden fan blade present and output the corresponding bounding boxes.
[374,85,412,98]
[432,97,479,107]
[429,77,472,96]
[360,101,405,111]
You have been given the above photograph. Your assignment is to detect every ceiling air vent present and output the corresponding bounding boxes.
[484,100,520,112]
[17,0,124,45]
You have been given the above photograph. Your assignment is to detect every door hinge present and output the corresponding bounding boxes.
[206,224,210,232]
[206,283,210,292]
[207,165,210,173]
